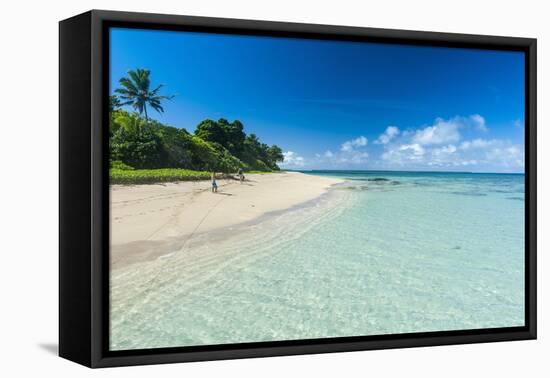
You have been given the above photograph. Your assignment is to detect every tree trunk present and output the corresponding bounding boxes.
[141,105,149,135]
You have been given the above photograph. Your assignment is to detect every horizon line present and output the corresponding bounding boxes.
[285,168,525,175]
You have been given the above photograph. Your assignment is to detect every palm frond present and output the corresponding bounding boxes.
[128,69,150,91]
[114,68,174,119]
[150,84,164,95]
[115,88,137,97]
[149,102,165,113]
[118,78,139,93]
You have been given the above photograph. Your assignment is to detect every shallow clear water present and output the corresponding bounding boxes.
[110,171,525,350]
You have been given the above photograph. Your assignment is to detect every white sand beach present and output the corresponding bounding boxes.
[110,171,342,269]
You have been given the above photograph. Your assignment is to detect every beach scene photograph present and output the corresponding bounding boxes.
[108,28,525,351]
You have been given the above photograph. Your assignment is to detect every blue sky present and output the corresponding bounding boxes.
[110,28,525,173]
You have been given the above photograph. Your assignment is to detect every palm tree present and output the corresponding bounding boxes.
[115,68,174,124]
[108,95,122,112]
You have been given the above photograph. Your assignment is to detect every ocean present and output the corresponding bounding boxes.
[110,171,525,350]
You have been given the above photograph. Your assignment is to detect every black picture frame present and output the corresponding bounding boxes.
[59,9,537,368]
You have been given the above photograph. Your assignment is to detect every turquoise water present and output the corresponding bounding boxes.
[110,171,525,350]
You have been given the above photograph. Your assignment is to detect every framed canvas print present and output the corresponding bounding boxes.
[59,10,537,368]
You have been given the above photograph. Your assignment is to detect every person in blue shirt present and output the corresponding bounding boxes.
[211,172,218,193]
[238,168,244,183]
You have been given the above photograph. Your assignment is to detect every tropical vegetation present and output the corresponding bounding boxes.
[110,167,211,185]
[109,69,284,184]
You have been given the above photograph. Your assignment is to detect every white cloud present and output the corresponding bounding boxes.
[375,126,400,144]
[337,136,369,165]
[322,149,369,165]
[431,144,457,157]
[429,138,523,170]
[459,138,495,150]
[292,115,522,172]
[470,114,487,131]
[412,117,461,145]
[410,114,488,146]
[310,140,369,168]
[341,136,368,152]
[377,115,524,172]
[349,151,369,164]
[483,143,524,168]
[399,143,425,157]
[381,143,425,166]
[280,151,305,167]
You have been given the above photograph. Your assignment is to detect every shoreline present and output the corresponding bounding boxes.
[110,171,344,270]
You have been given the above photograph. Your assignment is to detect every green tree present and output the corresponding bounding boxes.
[113,112,147,134]
[195,119,226,146]
[239,134,266,170]
[211,143,245,173]
[222,119,245,156]
[108,107,282,173]
[189,136,219,171]
[242,133,261,160]
[156,125,194,168]
[195,119,246,157]
[266,145,284,169]
[115,68,174,124]
[109,95,122,112]
[110,124,162,169]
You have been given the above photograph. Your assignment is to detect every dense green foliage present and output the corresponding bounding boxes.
[109,110,283,174]
[195,118,245,156]
[110,168,211,185]
[109,68,284,183]
[110,160,135,170]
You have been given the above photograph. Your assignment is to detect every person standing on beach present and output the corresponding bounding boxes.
[211,172,218,193]
[238,168,244,184]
